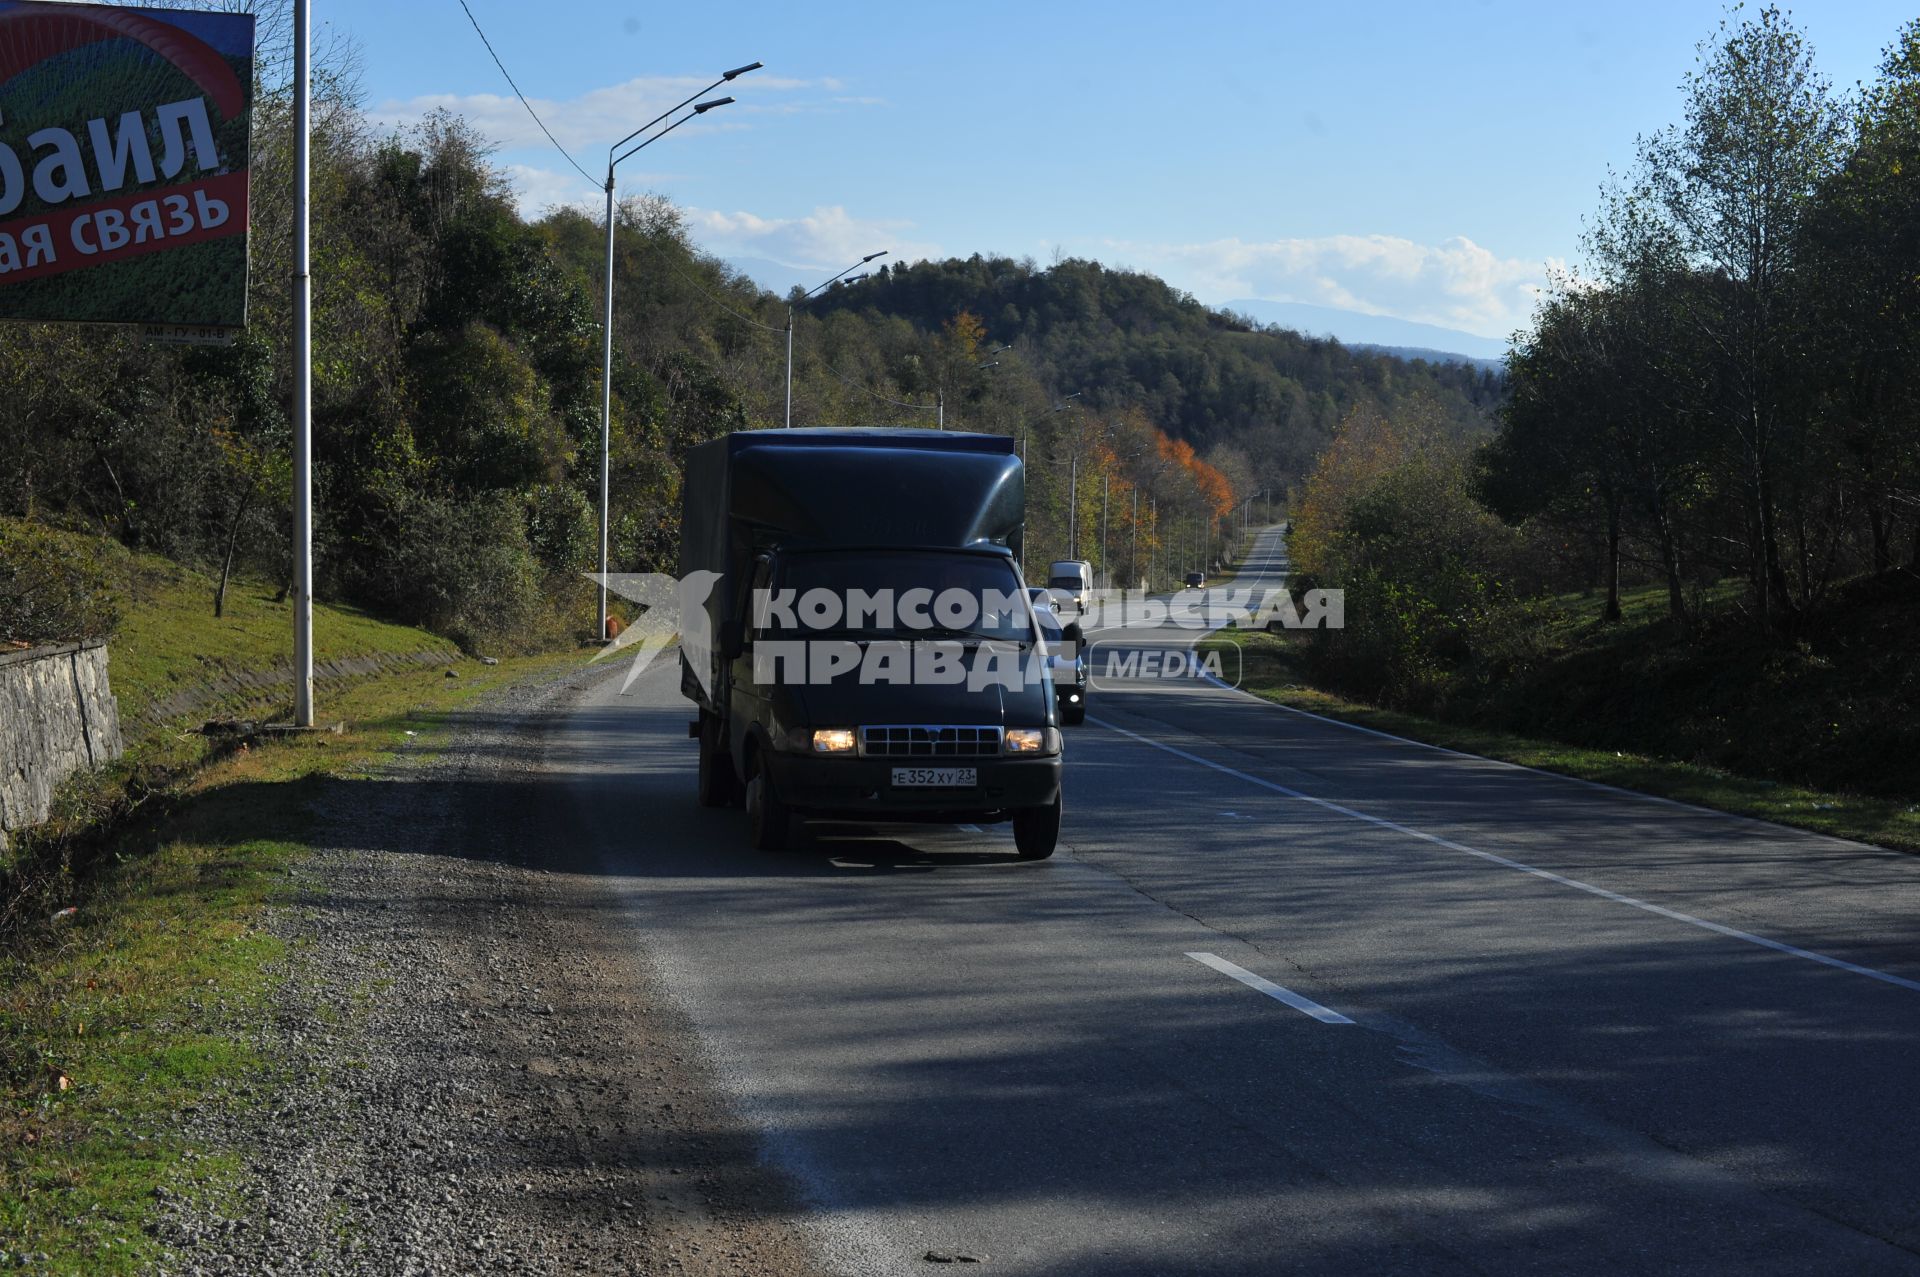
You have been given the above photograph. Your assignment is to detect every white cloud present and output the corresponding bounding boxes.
[1105,233,1561,339]
[501,164,600,218]
[372,73,865,154]
[683,205,941,274]
[498,163,696,221]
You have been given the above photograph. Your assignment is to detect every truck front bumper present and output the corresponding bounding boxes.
[766,751,1062,823]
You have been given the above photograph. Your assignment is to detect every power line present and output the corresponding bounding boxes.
[647,252,935,416]
[666,260,788,334]
[453,0,598,187]
[822,361,936,414]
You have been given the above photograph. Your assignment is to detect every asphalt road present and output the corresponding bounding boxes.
[553,526,1920,1275]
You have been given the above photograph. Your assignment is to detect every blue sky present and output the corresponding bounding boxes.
[328,0,1911,340]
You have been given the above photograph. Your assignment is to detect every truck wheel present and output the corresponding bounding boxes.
[745,759,792,851]
[1012,794,1061,860]
[696,713,738,808]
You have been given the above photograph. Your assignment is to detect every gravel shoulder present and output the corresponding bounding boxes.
[150,662,830,1276]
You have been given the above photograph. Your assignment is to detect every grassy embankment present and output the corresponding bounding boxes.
[1202,576,1920,854]
[1,531,584,1272]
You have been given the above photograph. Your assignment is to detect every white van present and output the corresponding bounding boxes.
[1046,560,1092,611]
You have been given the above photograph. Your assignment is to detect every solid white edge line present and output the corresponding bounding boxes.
[1094,715,1920,997]
[1187,952,1354,1024]
[1185,535,1883,851]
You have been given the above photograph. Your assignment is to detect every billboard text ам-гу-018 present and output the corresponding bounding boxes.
[0,2,254,327]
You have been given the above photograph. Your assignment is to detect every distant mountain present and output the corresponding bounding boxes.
[726,257,833,300]
[1349,343,1505,374]
[1223,298,1510,363]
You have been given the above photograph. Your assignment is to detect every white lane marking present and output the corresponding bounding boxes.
[1187,637,1873,851]
[1194,531,1856,844]
[1096,716,1920,996]
[1187,952,1354,1024]
[959,823,984,834]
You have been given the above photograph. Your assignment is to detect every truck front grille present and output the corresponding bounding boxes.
[860,725,1003,758]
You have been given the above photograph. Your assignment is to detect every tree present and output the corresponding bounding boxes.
[1624,5,1845,625]
[1799,19,1920,573]
[1487,263,1711,624]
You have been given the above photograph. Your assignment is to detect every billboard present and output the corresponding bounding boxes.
[0,1,253,328]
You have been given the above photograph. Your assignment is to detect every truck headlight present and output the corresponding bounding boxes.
[811,728,857,754]
[1003,727,1058,755]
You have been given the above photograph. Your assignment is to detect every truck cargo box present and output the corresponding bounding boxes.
[679,427,1024,641]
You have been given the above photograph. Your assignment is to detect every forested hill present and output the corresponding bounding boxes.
[806,254,1505,477]
[2,107,1506,661]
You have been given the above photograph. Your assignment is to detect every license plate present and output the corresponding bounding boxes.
[890,766,977,788]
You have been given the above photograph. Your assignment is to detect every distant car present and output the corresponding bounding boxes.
[1184,571,1206,589]
[1046,559,1093,612]
[1028,586,1088,726]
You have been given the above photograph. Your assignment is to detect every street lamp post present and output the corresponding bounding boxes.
[1068,452,1078,560]
[934,345,1009,431]
[1019,391,1080,462]
[1149,497,1158,588]
[1095,446,1150,588]
[292,0,311,724]
[787,252,886,428]
[1130,486,1139,590]
[598,63,758,642]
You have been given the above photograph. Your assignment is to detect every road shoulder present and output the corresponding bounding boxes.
[149,663,828,1276]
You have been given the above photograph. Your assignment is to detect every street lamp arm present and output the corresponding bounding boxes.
[785,253,885,427]
[804,253,887,299]
[612,101,718,168]
[610,61,759,157]
[596,61,755,642]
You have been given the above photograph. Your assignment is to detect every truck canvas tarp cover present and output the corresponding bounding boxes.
[679,428,1025,636]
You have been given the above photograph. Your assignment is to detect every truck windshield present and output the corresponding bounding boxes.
[770,551,1033,642]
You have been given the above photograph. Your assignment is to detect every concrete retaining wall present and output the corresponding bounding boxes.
[0,642,125,851]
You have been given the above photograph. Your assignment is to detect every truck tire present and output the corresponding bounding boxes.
[1012,793,1061,860]
[745,757,793,851]
[696,713,739,808]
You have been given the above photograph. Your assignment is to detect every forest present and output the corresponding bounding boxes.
[1287,8,1920,799]
[0,28,1497,653]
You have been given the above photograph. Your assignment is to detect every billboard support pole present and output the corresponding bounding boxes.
[292,0,314,726]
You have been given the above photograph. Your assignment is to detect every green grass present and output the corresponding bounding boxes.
[83,538,461,732]
[1202,623,1920,854]
[0,648,580,1272]
[2,525,588,1272]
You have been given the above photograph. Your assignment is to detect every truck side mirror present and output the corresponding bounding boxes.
[719,618,746,660]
